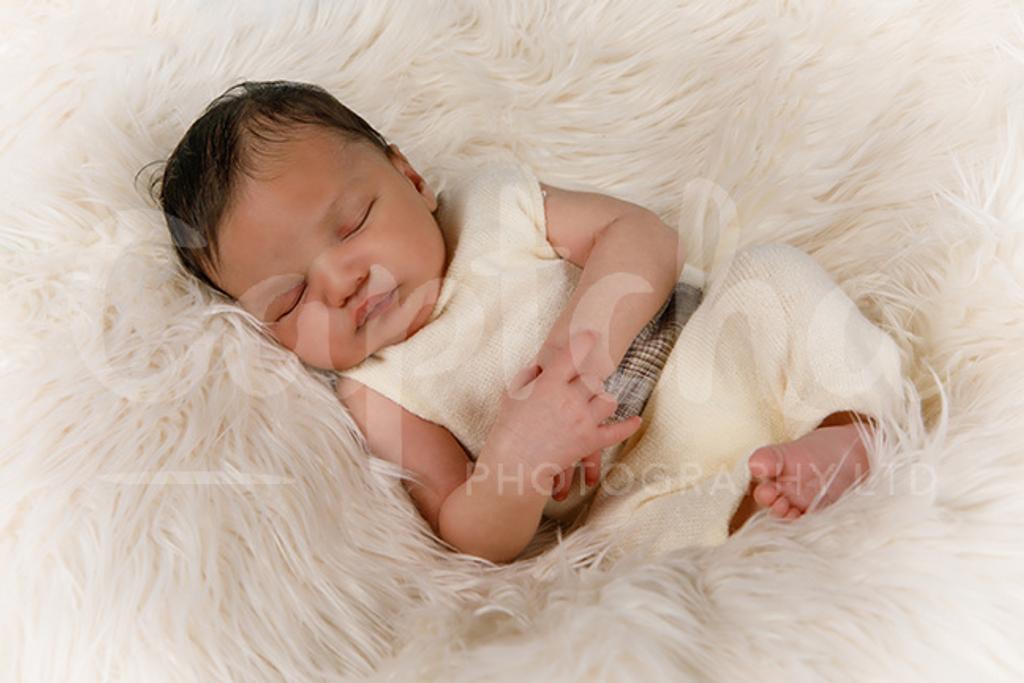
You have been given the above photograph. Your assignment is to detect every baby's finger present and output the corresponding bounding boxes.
[573,372,607,398]
[529,343,558,378]
[507,363,541,399]
[553,465,574,501]
[582,451,602,487]
[597,415,643,447]
[588,391,618,422]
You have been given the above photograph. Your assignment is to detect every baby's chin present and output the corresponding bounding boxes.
[323,330,401,372]
[288,338,368,373]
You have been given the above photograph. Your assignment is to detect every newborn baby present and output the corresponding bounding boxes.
[156,80,903,564]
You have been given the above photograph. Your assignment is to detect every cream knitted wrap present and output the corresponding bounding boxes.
[339,162,905,557]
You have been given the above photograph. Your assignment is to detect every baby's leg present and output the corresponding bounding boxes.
[720,243,905,532]
[582,243,905,557]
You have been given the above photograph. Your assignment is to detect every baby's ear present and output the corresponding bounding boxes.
[415,174,438,212]
[421,181,439,213]
[389,145,437,211]
[385,143,409,167]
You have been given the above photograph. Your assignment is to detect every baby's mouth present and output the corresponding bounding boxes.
[355,288,395,328]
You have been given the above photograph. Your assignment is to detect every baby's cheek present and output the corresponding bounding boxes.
[292,303,336,369]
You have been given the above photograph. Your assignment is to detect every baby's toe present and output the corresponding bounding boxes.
[784,508,801,520]
[771,496,790,517]
[753,481,781,508]
[748,447,784,480]
[778,479,811,513]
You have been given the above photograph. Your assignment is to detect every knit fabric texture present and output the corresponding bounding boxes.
[576,243,906,559]
[335,161,906,550]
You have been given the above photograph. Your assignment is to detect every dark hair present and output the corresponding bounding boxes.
[143,80,390,297]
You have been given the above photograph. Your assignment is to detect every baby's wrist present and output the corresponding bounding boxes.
[476,440,558,500]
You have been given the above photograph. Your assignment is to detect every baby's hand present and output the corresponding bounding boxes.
[486,330,642,494]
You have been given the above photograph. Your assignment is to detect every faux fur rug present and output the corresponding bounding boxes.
[3,1,1023,680]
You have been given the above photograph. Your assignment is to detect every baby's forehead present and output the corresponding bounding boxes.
[241,135,375,199]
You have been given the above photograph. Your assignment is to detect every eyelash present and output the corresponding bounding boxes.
[276,200,374,322]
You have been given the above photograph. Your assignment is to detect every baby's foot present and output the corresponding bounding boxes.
[747,417,873,520]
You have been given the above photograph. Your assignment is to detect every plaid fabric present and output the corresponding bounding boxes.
[602,281,704,421]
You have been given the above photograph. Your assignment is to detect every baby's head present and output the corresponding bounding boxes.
[155,80,447,371]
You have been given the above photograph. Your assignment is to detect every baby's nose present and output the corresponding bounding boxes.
[339,273,370,311]
[309,263,363,310]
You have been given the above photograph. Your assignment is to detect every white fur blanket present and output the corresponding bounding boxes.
[3,1,1023,680]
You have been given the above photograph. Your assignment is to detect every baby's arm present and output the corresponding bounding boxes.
[537,184,687,497]
[438,436,556,564]
[336,377,472,535]
[337,377,550,563]
[538,184,686,378]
